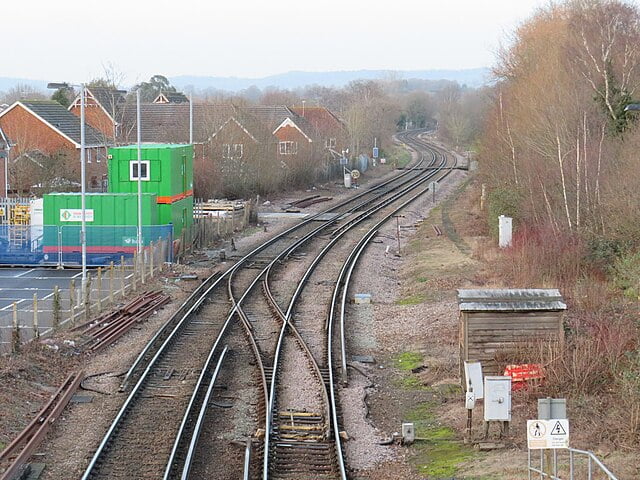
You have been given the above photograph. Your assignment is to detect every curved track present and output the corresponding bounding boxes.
[79,130,454,480]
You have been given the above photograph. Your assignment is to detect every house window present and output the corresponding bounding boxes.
[87,149,92,163]
[130,160,150,181]
[222,143,244,159]
[279,141,298,155]
[325,138,336,149]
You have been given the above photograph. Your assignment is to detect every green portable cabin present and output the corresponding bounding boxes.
[108,144,194,236]
[158,196,193,237]
[107,144,193,199]
[42,193,160,254]
[43,193,159,226]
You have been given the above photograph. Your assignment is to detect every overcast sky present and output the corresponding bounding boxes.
[5,0,548,84]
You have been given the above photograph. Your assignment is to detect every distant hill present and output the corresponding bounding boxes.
[0,68,491,97]
[0,77,48,93]
[170,68,490,92]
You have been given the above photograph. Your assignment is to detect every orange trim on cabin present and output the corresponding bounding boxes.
[156,190,193,204]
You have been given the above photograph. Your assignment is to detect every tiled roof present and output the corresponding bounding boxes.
[21,101,108,146]
[243,105,294,131]
[243,105,318,141]
[290,106,346,136]
[153,92,189,104]
[87,87,126,117]
[118,103,238,144]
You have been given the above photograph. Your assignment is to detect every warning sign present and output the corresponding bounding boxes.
[527,419,569,449]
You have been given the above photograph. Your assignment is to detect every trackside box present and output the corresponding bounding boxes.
[107,144,194,199]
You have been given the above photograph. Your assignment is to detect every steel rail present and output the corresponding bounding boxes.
[82,130,433,480]
[262,131,449,479]
[119,148,426,392]
[176,346,229,480]
[160,130,435,480]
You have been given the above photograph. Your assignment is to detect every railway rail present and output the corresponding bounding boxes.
[77,130,455,480]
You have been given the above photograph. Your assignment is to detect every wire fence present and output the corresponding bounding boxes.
[0,224,173,267]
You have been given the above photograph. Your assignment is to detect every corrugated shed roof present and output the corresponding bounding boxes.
[457,289,567,312]
[22,100,108,146]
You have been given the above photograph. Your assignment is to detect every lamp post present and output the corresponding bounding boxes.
[47,82,88,296]
[136,90,143,256]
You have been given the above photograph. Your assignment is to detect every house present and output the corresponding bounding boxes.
[153,92,189,104]
[244,106,317,166]
[290,105,348,156]
[68,87,127,141]
[207,108,282,195]
[0,100,110,192]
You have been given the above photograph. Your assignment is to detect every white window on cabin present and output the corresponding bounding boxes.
[233,144,243,158]
[130,160,150,181]
[325,138,336,149]
[222,144,231,159]
[279,141,298,155]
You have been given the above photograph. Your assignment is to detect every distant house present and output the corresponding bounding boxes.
[290,105,348,156]
[244,106,320,173]
[68,87,127,141]
[153,92,189,104]
[0,100,110,192]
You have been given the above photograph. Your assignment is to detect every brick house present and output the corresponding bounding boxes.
[0,100,110,193]
[68,87,127,141]
[290,106,348,155]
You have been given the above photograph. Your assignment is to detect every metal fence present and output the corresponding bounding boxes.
[0,224,173,267]
[0,243,167,354]
[528,448,618,480]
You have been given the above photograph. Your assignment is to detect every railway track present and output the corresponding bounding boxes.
[78,130,454,480]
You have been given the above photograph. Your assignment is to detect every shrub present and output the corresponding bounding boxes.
[611,251,640,299]
[498,224,587,288]
[486,187,522,237]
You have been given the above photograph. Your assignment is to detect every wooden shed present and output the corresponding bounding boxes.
[458,289,566,377]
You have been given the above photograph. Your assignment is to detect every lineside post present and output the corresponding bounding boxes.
[97,267,102,313]
[149,241,154,278]
[32,293,39,339]
[12,302,20,353]
[84,272,92,322]
[109,261,114,305]
[53,285,61,330]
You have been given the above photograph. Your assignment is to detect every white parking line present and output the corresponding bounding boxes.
[14,269,36,278]
[1,299,25,310]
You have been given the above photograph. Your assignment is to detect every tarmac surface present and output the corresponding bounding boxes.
[0,267,82,311]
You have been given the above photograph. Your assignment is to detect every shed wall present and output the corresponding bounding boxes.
[460,311,564,376]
